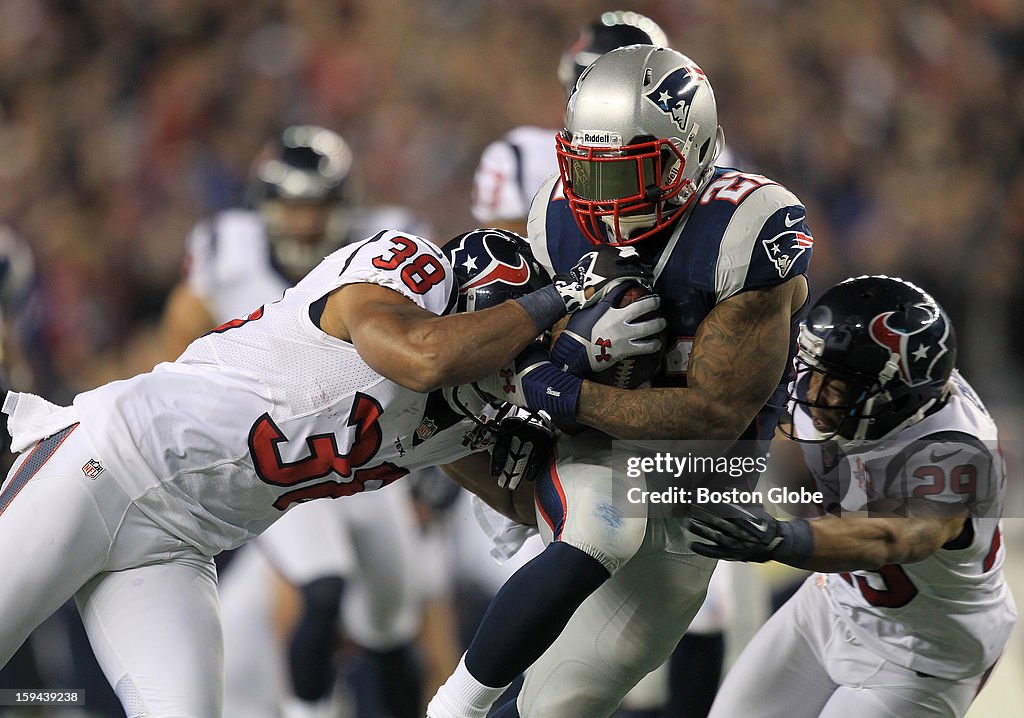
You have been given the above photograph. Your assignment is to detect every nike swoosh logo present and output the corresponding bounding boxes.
[930,447,962,462]
[784,212,804,228]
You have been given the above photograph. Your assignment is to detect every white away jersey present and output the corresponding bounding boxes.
[74,231,480,555]
[183,206,433,324]
[795,372,1017,678]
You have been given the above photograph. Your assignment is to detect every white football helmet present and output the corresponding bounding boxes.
[556,46,724,245]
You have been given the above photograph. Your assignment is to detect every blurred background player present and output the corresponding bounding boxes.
[160,125,440,718]
[468,13,736,718]
[691,276,1016,718]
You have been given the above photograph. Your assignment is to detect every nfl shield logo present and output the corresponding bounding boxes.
[416,418,437,442]
[82,459,105,479]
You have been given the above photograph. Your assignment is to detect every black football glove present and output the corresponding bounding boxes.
[688,503,815,566]
[553,245,653,313]
[489,405,557,491]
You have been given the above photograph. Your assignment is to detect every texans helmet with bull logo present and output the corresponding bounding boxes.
[789,275,957,442]
[442,227,550,312]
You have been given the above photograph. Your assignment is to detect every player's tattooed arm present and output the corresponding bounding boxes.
[323,283,543,393]
[576,276,807,440]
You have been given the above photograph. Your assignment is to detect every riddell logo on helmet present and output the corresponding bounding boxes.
[573,131,622,147]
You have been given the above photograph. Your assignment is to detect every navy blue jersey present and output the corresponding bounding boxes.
[527,168,813,442]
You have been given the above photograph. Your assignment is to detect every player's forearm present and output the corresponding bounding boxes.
[576,382,753,440]
[400,301,543,391]
[795,516,954,572]
[576,282,796,440]
[441,452,535,526]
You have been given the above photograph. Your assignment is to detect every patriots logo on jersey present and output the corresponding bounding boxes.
[868,305,952,387]
[644,64,706,133]
[762,229,814,278]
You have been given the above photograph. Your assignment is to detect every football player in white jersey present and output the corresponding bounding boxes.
[0,225,645,717]
[689,276,1017,717]
[429,46,812,718]
[161,125,440,718]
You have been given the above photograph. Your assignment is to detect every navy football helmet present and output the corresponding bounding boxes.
[789,275,957,442]
[557,11,669,97]
[441,228,550,312]
[439,228,557,483]
[249,125,357,280]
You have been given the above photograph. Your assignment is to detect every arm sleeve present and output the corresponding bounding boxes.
[713,181,813,302]
[334,230,457,316]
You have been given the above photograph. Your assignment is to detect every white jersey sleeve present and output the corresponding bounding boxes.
[330,230,456,316]
[471,126,560,224]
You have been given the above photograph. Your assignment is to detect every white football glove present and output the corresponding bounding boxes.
[550,283,666,376]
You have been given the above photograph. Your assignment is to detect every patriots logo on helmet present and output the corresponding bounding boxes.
[762,230,814,278]
[868,305,951,387]
[644,64,706,133]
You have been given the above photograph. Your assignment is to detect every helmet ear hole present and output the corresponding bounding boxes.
[698,137,712,165]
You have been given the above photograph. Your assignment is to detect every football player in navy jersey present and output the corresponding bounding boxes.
[469,13,737,718]
[429,46,813,718]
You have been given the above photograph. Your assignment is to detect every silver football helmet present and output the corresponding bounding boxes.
[556,46,724,245]
[249,125,358,281]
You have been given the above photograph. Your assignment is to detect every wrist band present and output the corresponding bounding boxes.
[514,285,567,332]
[522,362,582,419]
[774,518,815,566]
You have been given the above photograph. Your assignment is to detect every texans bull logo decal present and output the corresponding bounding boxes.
[451,231,531,294]
[868,305,950,387]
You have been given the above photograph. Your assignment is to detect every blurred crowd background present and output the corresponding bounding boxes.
[2,2,1024,716]
[1,0,1022,411]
